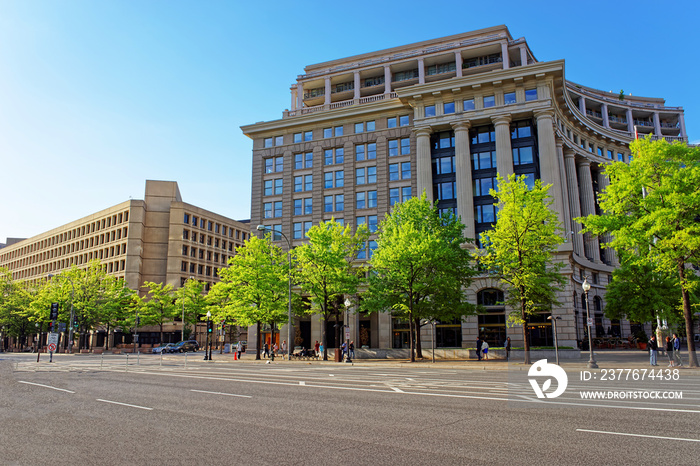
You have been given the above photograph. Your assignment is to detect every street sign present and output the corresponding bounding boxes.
[219,335,224,342]
[47,343,57,352]
[587,318,593,327]
[345,332,350,340]
[58,322,66,332]
[48,333,59,345]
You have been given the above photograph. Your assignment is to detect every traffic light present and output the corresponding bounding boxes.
[73,320,79,330]
[135,315,140,326]
[48,322,53,332]
[207,321,213,333]
[50,302,59,320]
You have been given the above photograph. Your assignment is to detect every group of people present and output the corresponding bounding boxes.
[647,333,682,367]
[475,337,512,361]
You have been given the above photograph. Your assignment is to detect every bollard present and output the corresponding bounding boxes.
[137,350,140,366]
[160,352,163,367]
[100,353,104,370]
[126,353,129,372]
[184,352,187,370]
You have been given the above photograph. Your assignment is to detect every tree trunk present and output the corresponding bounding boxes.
[679,262,698,367]
[321,310,328,361]
[522,297,531,365]
[409,314,415,362]
[414,317,423,359]
[255,321,261,360]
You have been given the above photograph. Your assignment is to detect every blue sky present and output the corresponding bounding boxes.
[1,0,698,241]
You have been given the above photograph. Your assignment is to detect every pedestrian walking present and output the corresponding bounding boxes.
[482,340,489,360]
[236,341,242,360]
[476,337,483,361]
[282,340,288,360]
[672,333,682,367]
[505,337,511,361]
[648,335,658,366]
[273,342,279,357]
[314,340,320,357]
[319,343,325,359]
[665,336,674,366]
[263,342,269,359]
[349,341,355,359]
[341,341,348,361]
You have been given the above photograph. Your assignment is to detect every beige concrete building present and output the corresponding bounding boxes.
[242,25,685,353]
[1,180,251,347]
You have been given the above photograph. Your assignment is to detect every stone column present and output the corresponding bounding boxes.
[354,71,361,101]
[626,108,634,135]
[455,51,463,77]
[492,115,513,179]
[384,66,392,94]
[415,127,433,202]
[653,112,662,137]
[556,140,572,242]
[418,58,425,84]
[324,77,331,106]
[597,172,619,266]
[577,159,600,262]
[377,311,392,348]
[452,121,475,242]
[579,96,586,115]
[296,83,303,110]
[534,110,566,227]
[520,46,528,66]
[501,41,509,69]
[679,113,687,140]
[564,150,585,256]
[602,103,609,128]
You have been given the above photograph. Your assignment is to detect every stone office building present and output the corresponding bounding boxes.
[241,25,686,353]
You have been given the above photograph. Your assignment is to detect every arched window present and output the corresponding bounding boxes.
[477,288,504,306]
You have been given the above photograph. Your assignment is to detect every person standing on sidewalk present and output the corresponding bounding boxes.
[665,336,674,367]
[236,341,242,360]
[672,333,682,367]
[482,340,489,360]
[476,337,483,361]
[282,340,288,360]
[505,337,511,361]
[648,335,658,366]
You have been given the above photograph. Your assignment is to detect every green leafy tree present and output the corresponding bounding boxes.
[294,220,369,360]
[580,138,700,366]
[480,174,565,364]
[0,267,34,350]
[363,194,476,362]
[138,282,177,344]
[98,276,138,349]
[176,278,207,341]
[215,235,290,359]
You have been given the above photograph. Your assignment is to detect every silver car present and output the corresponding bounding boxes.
[152,343,176,354]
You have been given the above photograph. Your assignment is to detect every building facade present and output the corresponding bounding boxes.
[1,180,251,348]
[241,25,686,352]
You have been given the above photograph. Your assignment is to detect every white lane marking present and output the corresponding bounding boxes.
[577,429,700,443]
[390,386,404,393]
[96,399,153,410]
[190,389,251,398]
[299,381,306,386]
[18,381,75,393]
[329,374,334,377]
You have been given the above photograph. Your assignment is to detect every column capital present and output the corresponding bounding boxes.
[563,148,576,159]
[451,121,471,132]
[577,157,591,168]
[490,114,511,126]
[413,126,433,138]
[555,138,564,149]
[533,109,555,121]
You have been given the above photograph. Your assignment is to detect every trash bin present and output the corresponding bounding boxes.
[334,348,342,362]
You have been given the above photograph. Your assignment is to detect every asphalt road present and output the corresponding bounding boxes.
[1,354,699,465]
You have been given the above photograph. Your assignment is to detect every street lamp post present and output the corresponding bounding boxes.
[256,225,293,360]
[344,298,352,363]
[204,310,212,361]
[582,277,598,369]
[182,276,194,343]
[547,315,561,365]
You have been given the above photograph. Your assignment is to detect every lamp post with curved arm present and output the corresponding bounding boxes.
[257,225,293,360]
[582,277,598,369]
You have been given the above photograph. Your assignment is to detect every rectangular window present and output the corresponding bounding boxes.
[387,117,397,128]
[324,127,332,138]
[434,156,455,174]
[400,138,410,155]
[367,143,376,159]
[263,202,273,219]
[264,138,273,148]
[368,215,378,233]
[504,92,516,105]
[293,132,302,143]
[388,139,398,157]
[324,172,333,188]
[511,122,532,139]
[399,115,409,126]
[617,153,624,162]
[275,135,283,146]
[304,222,312,235]
[474,177,496,196]
[294,176,302,192]
[597,147,603,156]
[335,194,344,211]
[512,146,534,165]
[356,192,366,209]
[264,180,273,196]
[293,222,302,239]
[355,122,364,133]
[389,163,399,181]
[525,89,538,101]
[356,216,366,228]
[368,190,377,208]
[389,188,400,206]
[472,151,496,170]
[335,126,343,137]
[476,204,496,223]
[304,174,313,191]
[304,131,313,141]
[444,102,455,114]
[401,186,412,202]
[368,240,378,258]
[367,166,376,184]
[304,198,313,215]
[275,156,284,172]
[325,149,333,165]
[294,199,302,215]
[483,95,495,108]
[463,99,475,111]
[274,201,282,218]
[401,162,411,179]
[425,105,436,117]
[436,181,455,200]
[335,170,344,187]
[324,195,333,212]
[607,150,613,159]
[274,178,283,195]
[355,144,365,161]
[356,168,366,185]
[265,158,274,174]
[367,120,376,131]
[184,213,190,224]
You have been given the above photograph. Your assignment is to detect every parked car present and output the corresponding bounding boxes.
[169,340,200,353]
[152,343,176,354]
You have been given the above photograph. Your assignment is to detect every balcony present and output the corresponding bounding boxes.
[283,93,399,118]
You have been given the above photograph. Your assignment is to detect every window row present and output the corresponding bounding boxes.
[183,213,241,239]
[182,230,239,250]
[181,246,228,264]
[181,261,219,278]
[424,90,537,117]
